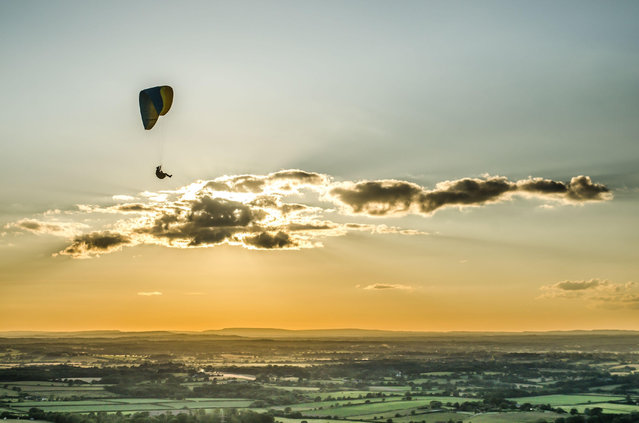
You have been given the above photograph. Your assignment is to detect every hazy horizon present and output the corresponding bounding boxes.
[2,327,639,336]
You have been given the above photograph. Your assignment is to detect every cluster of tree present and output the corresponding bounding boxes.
[105,379,191,399]
[0,365,106,381]
[192,382,305,405]
[298,354,590,382]
[554,410,639,423]
[0,363,190,383]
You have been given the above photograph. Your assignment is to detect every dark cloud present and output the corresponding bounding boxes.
[113,204,156,213]
[566,176,611,201]
[330,181,422,215]
[131,195,327,250]
[244,231,296,249]
[331,175,612,216]
[418,177,513,214]
[16,220,45,231]
[136,197,256,247]
[190,197,256,228]
[518,175,611,202]
[553,280,602,291]
[59,231,131,257]
[279,204,309,214]
[517,178,568,194]
[286,223,336,231]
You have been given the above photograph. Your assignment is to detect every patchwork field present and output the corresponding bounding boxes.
[2,382,116,399]
[303,397,473,418]
[556,403,639,414]
[466,411,565,422]
[509,394,626,406]
[3,397,255,414]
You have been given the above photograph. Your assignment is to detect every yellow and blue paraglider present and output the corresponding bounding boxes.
[139,86,174,178]
[139,85,173,130]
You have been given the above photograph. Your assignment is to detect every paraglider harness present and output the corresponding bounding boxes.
[155,165,172,179]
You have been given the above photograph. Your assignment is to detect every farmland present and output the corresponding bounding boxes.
[1,330,639,422]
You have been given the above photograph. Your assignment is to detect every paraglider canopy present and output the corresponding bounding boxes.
[139,85,173,130]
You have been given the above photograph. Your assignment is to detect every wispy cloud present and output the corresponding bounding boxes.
[3,169,611,258]
[4,218,88,238]
[539,279,639,309]
[137,291,162,296]
[361,283,414,291]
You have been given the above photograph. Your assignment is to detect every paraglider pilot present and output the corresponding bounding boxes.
[155,165,172,179]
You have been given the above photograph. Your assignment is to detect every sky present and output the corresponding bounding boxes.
[1,0,638,332]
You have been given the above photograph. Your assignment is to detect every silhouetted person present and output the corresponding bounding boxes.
[155,165,172,179]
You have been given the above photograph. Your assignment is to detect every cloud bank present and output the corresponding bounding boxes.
[539,279,639,309]
[4,169,612,258]
[330,175,611,216]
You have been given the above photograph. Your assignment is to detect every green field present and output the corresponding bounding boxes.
[316,391,396,400]
[390,411,473,423]
[2,397,257,414]
[317,390,398,401]
[272,397,406,412]
[9,400,121,407]
[3,382,116,399]
[10,386,107,392]
[265,385,321,392]
[109,398,183,404]
[558,403,639,414]
[22,390,116,399]
[349,406,445,420]
[9,381,70,387]
[509,394,625,406]
[164,400,254,409]
[368,386,413,392]
[304,397,472,418]
[466,411,564,422]
[420,373,454,377]
[9,403,173,413]
[0,387,19,397]
[276,418,350,423]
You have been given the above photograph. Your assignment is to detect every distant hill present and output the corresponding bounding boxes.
[1,328,638,339]
[203,328,414,338]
